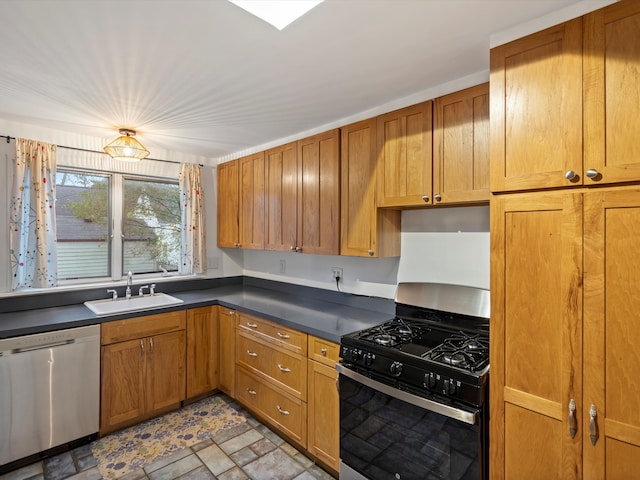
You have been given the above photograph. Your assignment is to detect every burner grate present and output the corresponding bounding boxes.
[425,332,489,372]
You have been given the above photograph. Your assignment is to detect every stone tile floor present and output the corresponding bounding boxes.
[0,395,336,480]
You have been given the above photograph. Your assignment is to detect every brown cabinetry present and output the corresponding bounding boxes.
[433,83,489,204]
[265,130,340,254]
[491,1,640,193]
[218,306,237,397]
[235,312,308,448]
[490,2,640,478]
[217,153,265,249]
[307,336,340,472]
[376,101,433,207]
[100,311,186,434]
[340,119,400,257]
[186,306,219,399]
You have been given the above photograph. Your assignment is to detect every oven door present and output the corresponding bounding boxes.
[337,364,486,480]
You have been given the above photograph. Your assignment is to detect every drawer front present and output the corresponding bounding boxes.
[237,333,306,400]
[308,335,340,367]
[236,367,307,447]
[237,312,307,355]
[101,310,186,345]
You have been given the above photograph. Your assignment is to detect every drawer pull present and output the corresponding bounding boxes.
[320,348,327,356]
[246,322,258,329]
[277,364,291,373]
[276,405,290,415]
[247,388,257,395]
[149,337,154,353]
[246,349,258,357]
[277,332,290,339]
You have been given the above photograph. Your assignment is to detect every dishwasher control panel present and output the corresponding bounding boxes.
[0,324,99,356]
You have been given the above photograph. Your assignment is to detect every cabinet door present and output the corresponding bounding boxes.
[340,119,400,257]
[265,142,298,252]
[239,152,266,249]
[218,307,236,397]
[146,330,186,413]
[100,338,146,432]
[433,83,489,204]
[584,1,640,185]
[376,101,433,207]
[583,187,640,479]
[307,359,339,472]
[186,306,219,399]
[217,159,239,248]
[490,191,583,479]
[297,129,340,255]
[490,19,582,192]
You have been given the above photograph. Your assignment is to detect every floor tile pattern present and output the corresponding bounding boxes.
[0,395,336,480]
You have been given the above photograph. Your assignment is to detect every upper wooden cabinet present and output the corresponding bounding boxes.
[490,19,583,192]
[491,1,640,193]
[265,131,340,255]
[340,119,400,257]
[376,100,433,207]
[583,1,640,185]
[433,83,489,204]
[217,159,239,248]
[217,153,265,249]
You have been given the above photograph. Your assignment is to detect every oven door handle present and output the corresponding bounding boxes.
[336,363,478,425]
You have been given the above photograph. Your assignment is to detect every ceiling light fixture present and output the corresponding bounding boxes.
[228,0,324,30]
[104,128,150,162]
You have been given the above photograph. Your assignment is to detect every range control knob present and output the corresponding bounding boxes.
[350,349,361,362]
[364,352,374,366]
[444,378,458,395]
[390,361,403,377]
[424,372,438,389]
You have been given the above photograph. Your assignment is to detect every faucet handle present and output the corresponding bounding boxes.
[138,285,150,296]
[150,284,156,296]
[106,289,118,301]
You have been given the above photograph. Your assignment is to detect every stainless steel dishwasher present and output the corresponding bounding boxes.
[0,325,100,469]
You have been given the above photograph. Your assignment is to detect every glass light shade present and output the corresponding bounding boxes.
[104,134,150,162]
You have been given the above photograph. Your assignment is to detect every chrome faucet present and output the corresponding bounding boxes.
[138,285,150,296]
[126,271,133,299]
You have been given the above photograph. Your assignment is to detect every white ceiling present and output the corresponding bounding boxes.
[0,0,608,162]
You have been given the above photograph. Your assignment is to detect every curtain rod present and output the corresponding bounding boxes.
[1,135,186,165]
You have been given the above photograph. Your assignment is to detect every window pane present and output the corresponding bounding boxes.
[123,178,180,274]
[55,171,110,279]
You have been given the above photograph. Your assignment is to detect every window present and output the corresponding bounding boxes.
[55,169,180,281]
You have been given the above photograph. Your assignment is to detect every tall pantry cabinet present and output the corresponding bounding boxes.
[489,2,640,478]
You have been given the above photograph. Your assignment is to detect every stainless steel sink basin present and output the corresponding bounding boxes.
[84,293,184,316]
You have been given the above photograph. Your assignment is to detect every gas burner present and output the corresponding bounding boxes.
[443,352,466,366]
[425,331,489,372]
[374,334,393,345]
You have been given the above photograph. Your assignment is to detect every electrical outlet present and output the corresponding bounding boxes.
[332,267,343,280]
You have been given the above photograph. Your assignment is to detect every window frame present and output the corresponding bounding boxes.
[55,166,180,286]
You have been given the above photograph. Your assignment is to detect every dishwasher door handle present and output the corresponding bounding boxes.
[9,339,74,354]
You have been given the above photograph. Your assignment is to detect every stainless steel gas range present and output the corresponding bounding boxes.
[337,282,490,480]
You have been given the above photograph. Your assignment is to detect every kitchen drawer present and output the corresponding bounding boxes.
[237,332,307,400]
[236,366,307,448]
[101,310,186,345]
[237,312,307,355]
[308,335,340,367]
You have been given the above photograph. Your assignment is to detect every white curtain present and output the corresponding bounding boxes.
[10,138,58,289]
[179,163,206,275]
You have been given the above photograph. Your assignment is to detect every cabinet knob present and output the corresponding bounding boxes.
[586,169,599,179]
[368,250,374,256]
[295,246,301,253]
[434,194,442,202]
[290,246,296,251]
[320,348,327,356]
[235,242,241,248]
[422,195,429,202]
[565,170,577,180]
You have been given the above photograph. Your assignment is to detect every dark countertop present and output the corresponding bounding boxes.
[0,278,395,344]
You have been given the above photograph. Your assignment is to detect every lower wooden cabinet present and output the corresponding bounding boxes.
[218,306,237,397]
[186,306,219,399]
[307,335,340,472]
[100,311,186,434]
[236,366,307,447]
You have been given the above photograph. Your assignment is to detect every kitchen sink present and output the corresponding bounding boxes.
[84,293,184,316]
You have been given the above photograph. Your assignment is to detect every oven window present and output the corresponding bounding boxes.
[340,374,482,480]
